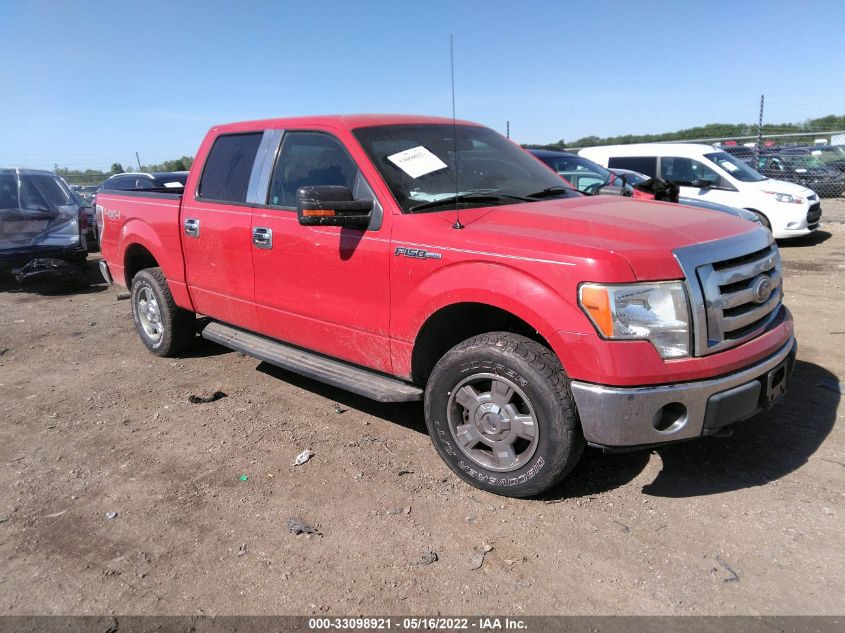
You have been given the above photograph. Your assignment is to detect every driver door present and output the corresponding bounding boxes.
[251,130,392,373]
[660,156,736,206]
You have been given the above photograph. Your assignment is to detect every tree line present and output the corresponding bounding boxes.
[55,156,194,185]
[527,114,845,150]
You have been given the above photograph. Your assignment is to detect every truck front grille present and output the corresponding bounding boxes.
[674,229,783,356]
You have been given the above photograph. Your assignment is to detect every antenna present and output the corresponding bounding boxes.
[450,34,463,230]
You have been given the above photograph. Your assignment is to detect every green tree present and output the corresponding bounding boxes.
[110,163,125,175]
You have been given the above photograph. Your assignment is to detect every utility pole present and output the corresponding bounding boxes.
[506,120,510,139]
[135,152,142,170]
[756,94,765,161]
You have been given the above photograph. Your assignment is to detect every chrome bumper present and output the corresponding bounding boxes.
[570,338,797,448]
[98,260,113,285]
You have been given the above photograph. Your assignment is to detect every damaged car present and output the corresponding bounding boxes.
[1,168,88,287]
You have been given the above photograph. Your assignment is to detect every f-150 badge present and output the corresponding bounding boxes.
[394,247,442,260]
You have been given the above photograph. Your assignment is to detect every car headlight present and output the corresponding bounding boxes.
[579,282,690,358]
[762,190,805,204]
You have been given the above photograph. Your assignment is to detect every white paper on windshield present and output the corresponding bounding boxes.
[387,146,448,179]
[795,168,808,173]
[721,161,739,172]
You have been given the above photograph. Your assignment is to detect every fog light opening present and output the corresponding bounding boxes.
[652,402,687,433]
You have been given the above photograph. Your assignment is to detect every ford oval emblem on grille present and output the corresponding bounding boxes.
[752,275,773,304]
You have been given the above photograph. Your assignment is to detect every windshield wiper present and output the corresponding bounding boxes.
[525,185,583,199]
[408,193,531,214]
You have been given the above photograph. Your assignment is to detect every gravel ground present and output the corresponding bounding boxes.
[1,200,843,616]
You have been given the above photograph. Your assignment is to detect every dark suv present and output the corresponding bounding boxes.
[98,171,189,193]
[1,168,88,269]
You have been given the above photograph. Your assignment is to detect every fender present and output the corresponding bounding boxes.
[392,260,593,376]
[118,217,195,311]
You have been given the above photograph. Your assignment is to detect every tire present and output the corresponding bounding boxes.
[130,267,195,357]
[748,209,772,231]
[424,332,584,498]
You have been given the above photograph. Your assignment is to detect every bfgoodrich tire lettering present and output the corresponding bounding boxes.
[130,267,195,357]
[424,332,584,498]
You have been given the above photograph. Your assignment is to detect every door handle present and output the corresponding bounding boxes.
[252,227,273,249]
[184,218,200,238]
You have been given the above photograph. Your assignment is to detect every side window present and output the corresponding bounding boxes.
[268,132,360,208]
[198,133,263,203]
[661,157,720,185]
[607,156,657,178]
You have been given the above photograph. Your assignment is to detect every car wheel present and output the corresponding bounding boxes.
[130,267,195,356]
[749,210,772,231]
[424,332,584,498]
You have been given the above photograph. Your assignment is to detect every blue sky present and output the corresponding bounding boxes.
[1,0,844,171]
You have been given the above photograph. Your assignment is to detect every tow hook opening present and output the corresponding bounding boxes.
[652,402,687,433]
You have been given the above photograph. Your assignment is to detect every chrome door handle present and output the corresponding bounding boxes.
[252,227,272,249]
[184,218,200,237]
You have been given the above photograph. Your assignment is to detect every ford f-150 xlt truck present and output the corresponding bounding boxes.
[97,115,796,497]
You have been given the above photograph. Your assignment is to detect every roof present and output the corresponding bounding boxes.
[579,142,720,159]
[0,167,58,176]
[527,149,575,158]
[209,114,483,135]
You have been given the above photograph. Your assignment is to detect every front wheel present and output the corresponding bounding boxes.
[130,267,195,357]
[424,332,584,498]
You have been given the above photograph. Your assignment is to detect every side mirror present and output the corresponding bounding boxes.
[596,185,627,196]
[296,185,373,230]
[691,178,714,189]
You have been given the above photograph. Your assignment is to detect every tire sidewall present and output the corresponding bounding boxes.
[131,272,170,354]
[425,342,573,497]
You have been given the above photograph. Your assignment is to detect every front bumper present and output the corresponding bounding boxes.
[570,337,797,448]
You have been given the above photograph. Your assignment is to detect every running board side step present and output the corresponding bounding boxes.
[201,322,423,403]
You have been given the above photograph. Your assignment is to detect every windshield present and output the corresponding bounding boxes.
[536,153,622,192]
[610,169,649,185]
[778,154,829,170]
[152,173,188,188]
[352,124,579,213]
[704,151,766,182]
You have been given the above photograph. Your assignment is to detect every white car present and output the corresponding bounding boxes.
[579,143,821,239]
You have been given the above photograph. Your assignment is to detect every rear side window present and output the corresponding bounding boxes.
[198,133,262,203]
[607,156,657,178]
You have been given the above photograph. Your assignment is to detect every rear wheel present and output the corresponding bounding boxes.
[424,332,584,498]
[130,267,195,356]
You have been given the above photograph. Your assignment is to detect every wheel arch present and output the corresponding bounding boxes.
[410,301,558,385]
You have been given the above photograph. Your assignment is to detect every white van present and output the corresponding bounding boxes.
[579,143,821,239]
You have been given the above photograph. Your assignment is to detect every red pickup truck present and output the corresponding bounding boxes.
[97,115,796,497]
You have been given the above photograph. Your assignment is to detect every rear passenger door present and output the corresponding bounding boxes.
[181,132,264,330]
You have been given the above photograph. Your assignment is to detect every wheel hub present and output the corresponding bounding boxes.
[477,404,511,438]
[447,373,539,473]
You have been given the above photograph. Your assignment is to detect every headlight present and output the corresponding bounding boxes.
[579,282,690,358]
[762,190,805,204]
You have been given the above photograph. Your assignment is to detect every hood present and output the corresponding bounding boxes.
[749,178,817,198]
[447,196,760,281]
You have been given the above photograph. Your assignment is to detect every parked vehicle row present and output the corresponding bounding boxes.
[96,114,796,498]
[722,144,845,198]
[579,143,822,239]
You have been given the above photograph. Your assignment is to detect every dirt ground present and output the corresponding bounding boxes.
[1,201,843,617]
